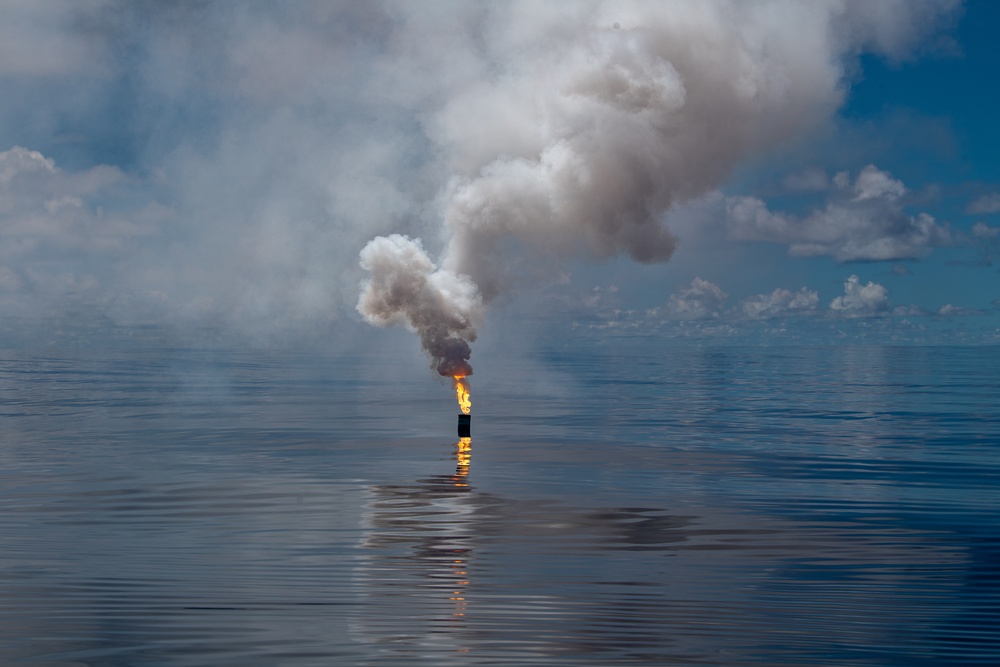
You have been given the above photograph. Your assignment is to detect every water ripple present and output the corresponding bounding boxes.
[1,345,999,664]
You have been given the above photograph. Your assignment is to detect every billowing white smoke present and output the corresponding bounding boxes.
[357,0,959,374]
[358,235,482,377]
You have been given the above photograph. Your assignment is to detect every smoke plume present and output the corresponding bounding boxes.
[358,0,959,374]
[358,234,482,377]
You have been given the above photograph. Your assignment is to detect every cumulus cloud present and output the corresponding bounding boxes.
[650,278,728,321]
[725,165,952,261]
[625,271,977,332]
[0,146,124,212]
[0,146,161,311]
[741,287,819,319]
[850,164,907,201]
[829,274,890,317]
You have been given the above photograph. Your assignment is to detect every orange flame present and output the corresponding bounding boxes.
[453,375,471,415]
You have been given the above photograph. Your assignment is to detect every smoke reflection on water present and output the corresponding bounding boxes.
[0,344,998,664]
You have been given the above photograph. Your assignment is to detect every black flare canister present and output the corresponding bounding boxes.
[457,413,471,437]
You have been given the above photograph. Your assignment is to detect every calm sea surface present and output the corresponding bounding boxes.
[1,341,998,665]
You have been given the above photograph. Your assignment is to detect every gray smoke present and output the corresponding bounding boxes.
[358,234,482,377]
[356,0,958,374]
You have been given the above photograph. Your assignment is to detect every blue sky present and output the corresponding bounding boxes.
[0,1,998,349]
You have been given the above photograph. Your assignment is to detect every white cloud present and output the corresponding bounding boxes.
[0,146,167,317]
[725,165,951,261]
[829,275,890,317]
[0,146,140,258]
[652,278,728,321]
[741,287,819,319]
[0,146,57,184]
[850,164,906,202]
[967,194,1000,215]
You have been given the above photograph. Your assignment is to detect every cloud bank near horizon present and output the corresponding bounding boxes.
[606,273,990,333]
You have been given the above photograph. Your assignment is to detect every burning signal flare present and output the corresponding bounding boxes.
[454,375,471,437]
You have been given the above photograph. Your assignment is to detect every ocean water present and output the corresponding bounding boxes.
[1,340,998,666]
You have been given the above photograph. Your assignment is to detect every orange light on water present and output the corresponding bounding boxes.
[455,437,471,481]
